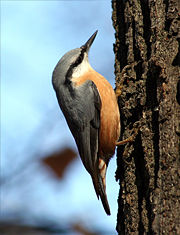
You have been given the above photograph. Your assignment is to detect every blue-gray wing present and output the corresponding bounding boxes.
[70,81,101,175]
[54,80,101,176]
[53,79,111,214]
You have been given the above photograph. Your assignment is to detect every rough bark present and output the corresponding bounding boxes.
[112,0,180,234]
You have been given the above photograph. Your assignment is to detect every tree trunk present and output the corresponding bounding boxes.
[112,0,180,234]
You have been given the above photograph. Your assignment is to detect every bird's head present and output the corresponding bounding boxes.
[52,31,98,87]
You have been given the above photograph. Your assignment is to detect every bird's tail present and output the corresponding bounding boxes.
[92,158,111,215]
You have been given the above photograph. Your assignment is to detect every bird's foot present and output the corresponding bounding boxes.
[115,61,139,98]
[115,82,123,98]
[116,124,139,146]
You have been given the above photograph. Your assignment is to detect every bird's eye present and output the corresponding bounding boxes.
[76,53,83,66]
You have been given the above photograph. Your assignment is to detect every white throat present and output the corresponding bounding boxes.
[72,53,92,78]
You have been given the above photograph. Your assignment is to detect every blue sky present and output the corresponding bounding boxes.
[1,1,118,233]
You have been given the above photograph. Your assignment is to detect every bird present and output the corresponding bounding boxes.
[52,30,120,215]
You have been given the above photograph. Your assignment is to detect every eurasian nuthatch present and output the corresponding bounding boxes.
[52,31,120,215]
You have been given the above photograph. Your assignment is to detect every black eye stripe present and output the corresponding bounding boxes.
[65,48,86,83]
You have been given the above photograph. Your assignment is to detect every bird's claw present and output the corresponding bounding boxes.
[115,61,140,98]
[116,123,140,146]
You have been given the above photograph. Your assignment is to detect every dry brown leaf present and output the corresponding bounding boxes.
[72,223,99,235]
[42,148,77,179]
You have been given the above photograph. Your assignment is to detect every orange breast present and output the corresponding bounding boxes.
[72,69,120,157]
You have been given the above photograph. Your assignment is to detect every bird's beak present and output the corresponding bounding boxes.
[81,30,98,52]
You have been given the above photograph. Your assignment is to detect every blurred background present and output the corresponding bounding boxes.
[1,1,119,234]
